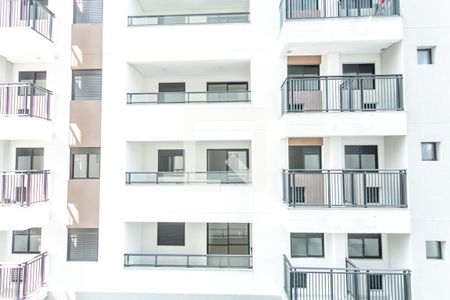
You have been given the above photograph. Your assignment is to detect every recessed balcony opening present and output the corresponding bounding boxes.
[0,142,49,206]
[124,222,253,269]
[0,230,48,299]
[128,0,250,26]
[282,136,407,208]
[284,233,410,299]
[127,60,251,105]
[282,50,403,114]
[279,0,400,21]
[125,141,252,184]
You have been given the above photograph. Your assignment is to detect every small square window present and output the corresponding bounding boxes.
[426,241,444,259]
[291,233,324,257]
[12,228,41,254]
[421,142,438,161]
[417,48,433,65]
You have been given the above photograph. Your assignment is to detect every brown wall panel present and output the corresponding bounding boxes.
[67,180,100,228]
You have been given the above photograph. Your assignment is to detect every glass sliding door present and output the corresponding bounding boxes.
[207,223,251,267]
[207,149,249,183]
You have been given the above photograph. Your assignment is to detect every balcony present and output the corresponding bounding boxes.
[125,141,252,185]
[0,0,55,62]
[124,222,252,269]
[0,84,52,140]
[0,84,51,120]
[280,0,400,21]
[0,170,49,206]
[125,1,251,61]
[0,252,48,300]
[283,256,411,300]
[278,0,402,54]
[282,169,407,208]
[281,75,403,114]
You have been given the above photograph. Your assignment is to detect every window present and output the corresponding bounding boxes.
[72,70,102,100]
[207,82,249,102]
[417,48,433,65]
[291,233,324,257]
[73,0,103,23]
[421,142,438,161]
[70,148,100,179]
[207,149,249,183]
[67,228,99,261]
[208,223,250,255]
[426,241,444,259]
[12,228,41,254]
[18,71,47,96]
[348,234,382,259]
[345,145,378,169]
[15,148,44,170]
[343,64,375,90]
[158,150,184,172]
[157,223,185,246]
[289,146,321,170]
[20,0,48,20]
[288,65,320,91]
[158,82,185,103]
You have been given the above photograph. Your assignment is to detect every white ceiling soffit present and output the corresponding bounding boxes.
[131,60,250,76]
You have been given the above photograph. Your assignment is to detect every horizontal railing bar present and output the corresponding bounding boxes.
[282,169,406,173]
[0,252,47,268]
[129,12,250,19]
[0,83,53,94]
[281,74,403,89]
[0,170,50,174]
[125,253,252,258]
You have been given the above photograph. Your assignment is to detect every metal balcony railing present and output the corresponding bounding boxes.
[0,83,52,120]
[0,170,49,206]
[0,0,54,40]
[280,0,400,22]
[124,253,253,269]
[281,75,403,114]
[282,169,407,208]
[128,12,250,26]
[283,256,411,300]
[125,171,251,184]
[0,252,47,300]
[127,91,251,104]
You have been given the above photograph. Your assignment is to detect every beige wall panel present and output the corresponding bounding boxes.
[69,101,102,147]
[289,138,324,146]
[67,180,100,228]
[71,24,103,69]
[288,56,322,65]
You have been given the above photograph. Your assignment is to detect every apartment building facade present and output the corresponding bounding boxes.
[0,0,448,299]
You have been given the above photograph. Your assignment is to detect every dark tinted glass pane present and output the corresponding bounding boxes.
[417,49,432,65]
[158,83,185,92]
[157,223,185,246]
[207,150,228,171]
[288,65,320,76]
[289,146,321,169]
[158,150,184,172]
[421,143,437,161]
[208,223,228,245]
[426,241,442,259]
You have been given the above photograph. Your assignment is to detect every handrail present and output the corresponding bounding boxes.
[279,0,400,20]
[0,252,47,299]
[0,170,50,206]
[126,171,252,184]
[124,253,253,269]
[281,74,404,113]
[282,169,407,208]
[128,12,250,26]
[127,90,251,104]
